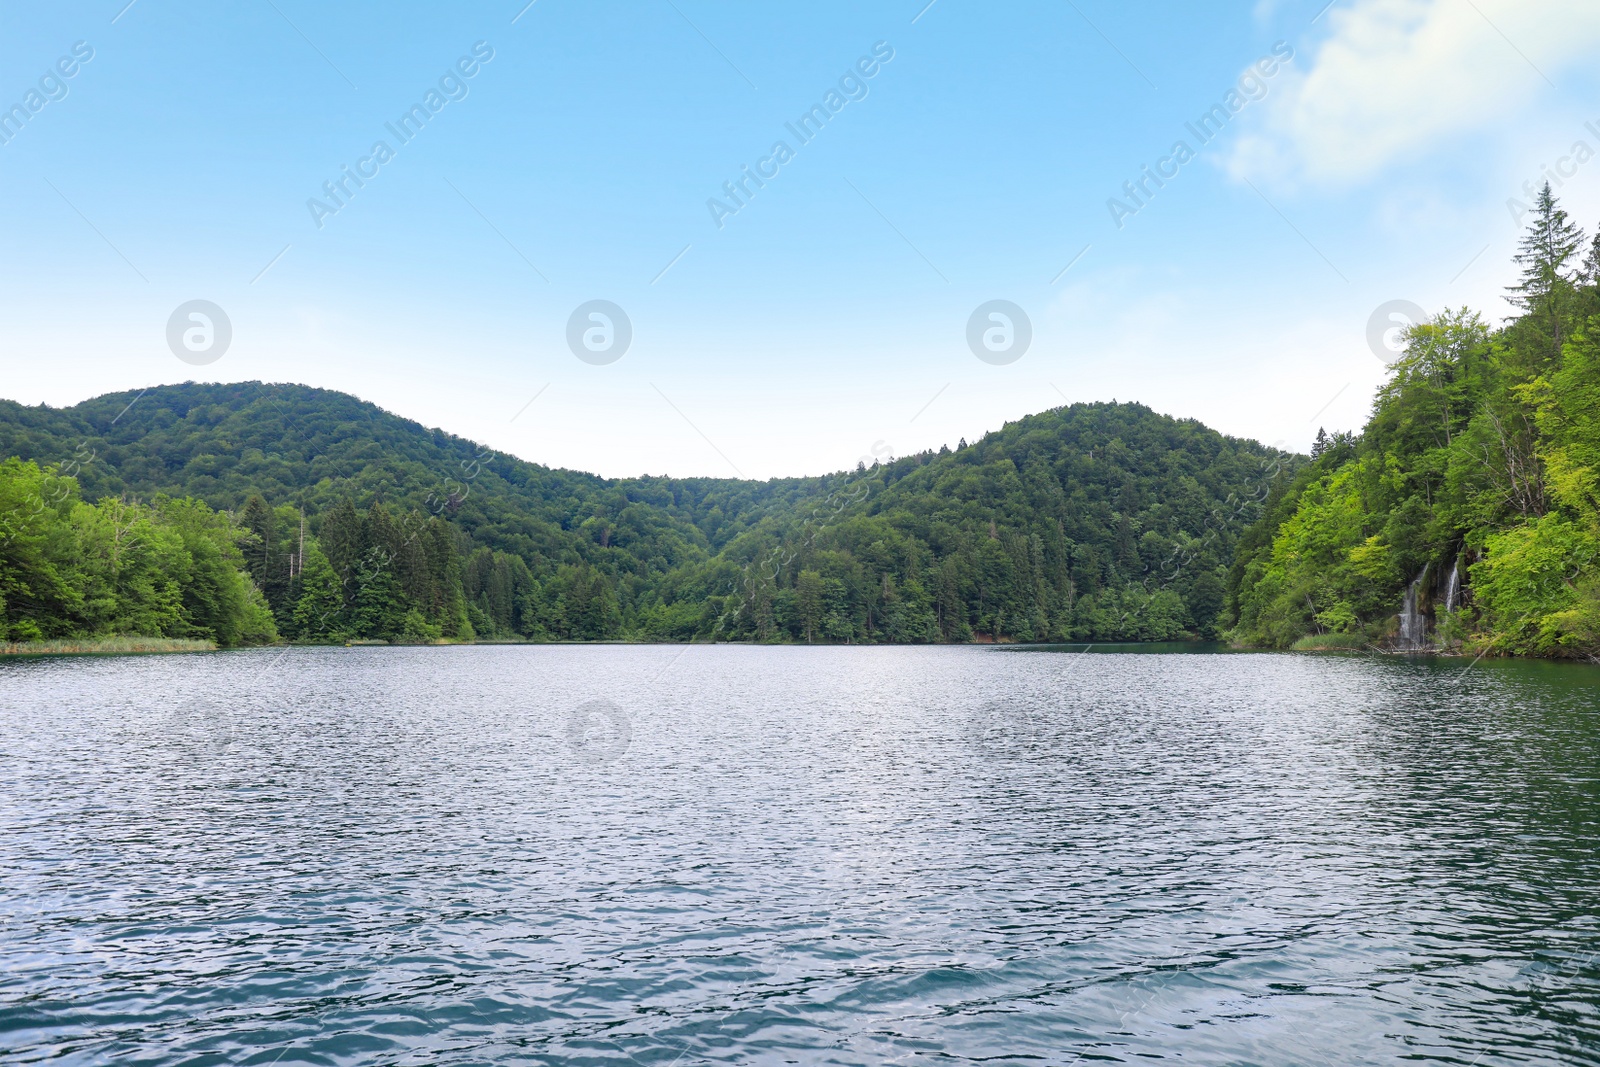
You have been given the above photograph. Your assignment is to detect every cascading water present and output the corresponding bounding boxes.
[1397,562,1430,651]
[1441,558,1461,616]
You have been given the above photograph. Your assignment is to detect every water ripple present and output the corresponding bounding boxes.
[1,646,1598,1064]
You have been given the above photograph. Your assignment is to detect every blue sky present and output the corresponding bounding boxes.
[3,0,1599,478]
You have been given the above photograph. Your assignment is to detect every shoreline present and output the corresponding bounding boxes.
[1,637,218,657]
[6,636,1591,665]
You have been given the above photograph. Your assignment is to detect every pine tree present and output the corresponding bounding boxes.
[1311,427,1329,458]
[421,517,459,624]
[1576,228,1600,324]
[352,504,408,639]
[392,509,434,616]
[796,569,823,643]
[292,540,345,640]
[362,501,400,565]
[583,570,620,639]
[239,495,280,608]
[241,495,307,635]
[1581,229,1600,288]
[1114,516,1140,572]
[1508,182,1585,366]
[352,559,406,639]
[318,497,364,605]
[935,558,965,640]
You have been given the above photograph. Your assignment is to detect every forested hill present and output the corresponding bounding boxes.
[1225,184,1600,660]
[0,382,1294,645]
[0,382,818,573]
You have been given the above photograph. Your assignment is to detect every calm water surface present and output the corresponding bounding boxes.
[1,645,1598,1065]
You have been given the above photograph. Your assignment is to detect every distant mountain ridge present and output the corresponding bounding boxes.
[0,382,818,573]
[0,382,1297,643]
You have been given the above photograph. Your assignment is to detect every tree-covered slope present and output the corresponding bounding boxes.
[662,402,1294,643]
[1225,184,1600,659]
[0,457,276,646]
[0,382,818,584]
[0,383,1296,644]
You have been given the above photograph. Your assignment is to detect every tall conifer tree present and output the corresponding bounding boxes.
[1508,181,1585,368]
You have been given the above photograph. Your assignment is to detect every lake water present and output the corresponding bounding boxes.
[2,645,1598,1065]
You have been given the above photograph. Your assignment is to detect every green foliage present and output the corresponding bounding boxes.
[662,403,1291,644]
[1228,186,1600,659]
[0,387,1293,645]
[0,458,276,646]
[1471,515,1600,655]
[292,540,345,640]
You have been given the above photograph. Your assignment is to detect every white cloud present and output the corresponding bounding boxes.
[1229,0,1600,185]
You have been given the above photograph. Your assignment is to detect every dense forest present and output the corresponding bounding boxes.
[0,458,275,646]
[1226,184,1600,659]
[0,386,1289,646]
[645,404,1289,644]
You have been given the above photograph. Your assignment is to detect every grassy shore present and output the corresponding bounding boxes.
[1288,633,1484,656]
[1290,633,1372,652]
[0,637,217,656]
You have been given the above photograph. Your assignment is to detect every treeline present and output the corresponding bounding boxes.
[0,385,1294,647]
[0,458,275,645]
[0,382,822,601]
[239,402,1284,647]
[240,495,622,642]
[1226,183,1600,658]
[637,405,1289,644]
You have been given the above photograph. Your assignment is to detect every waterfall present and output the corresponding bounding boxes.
[1397,562,1430,651]
[1442,558,1461,615]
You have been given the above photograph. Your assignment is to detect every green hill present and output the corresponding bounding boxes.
[0,382,1295,645]
[1225,184,1600,659]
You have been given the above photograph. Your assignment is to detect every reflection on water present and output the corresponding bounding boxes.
[1,645,1597,1065]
